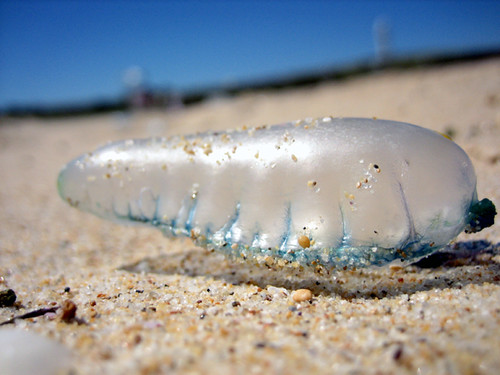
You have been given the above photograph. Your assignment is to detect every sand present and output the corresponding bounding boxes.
[1,58,499,374]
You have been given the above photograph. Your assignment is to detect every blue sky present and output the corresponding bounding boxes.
[1,1,499,108]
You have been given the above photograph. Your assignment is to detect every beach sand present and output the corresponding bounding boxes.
[1,58,499,374]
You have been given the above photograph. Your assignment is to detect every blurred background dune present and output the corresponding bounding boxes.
[1,0,499,117]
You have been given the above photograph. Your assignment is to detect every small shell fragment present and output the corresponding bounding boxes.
[292,289,313,302]
[298,235,311,249]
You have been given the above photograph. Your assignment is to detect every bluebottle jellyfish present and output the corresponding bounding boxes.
[58,117,496,268]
